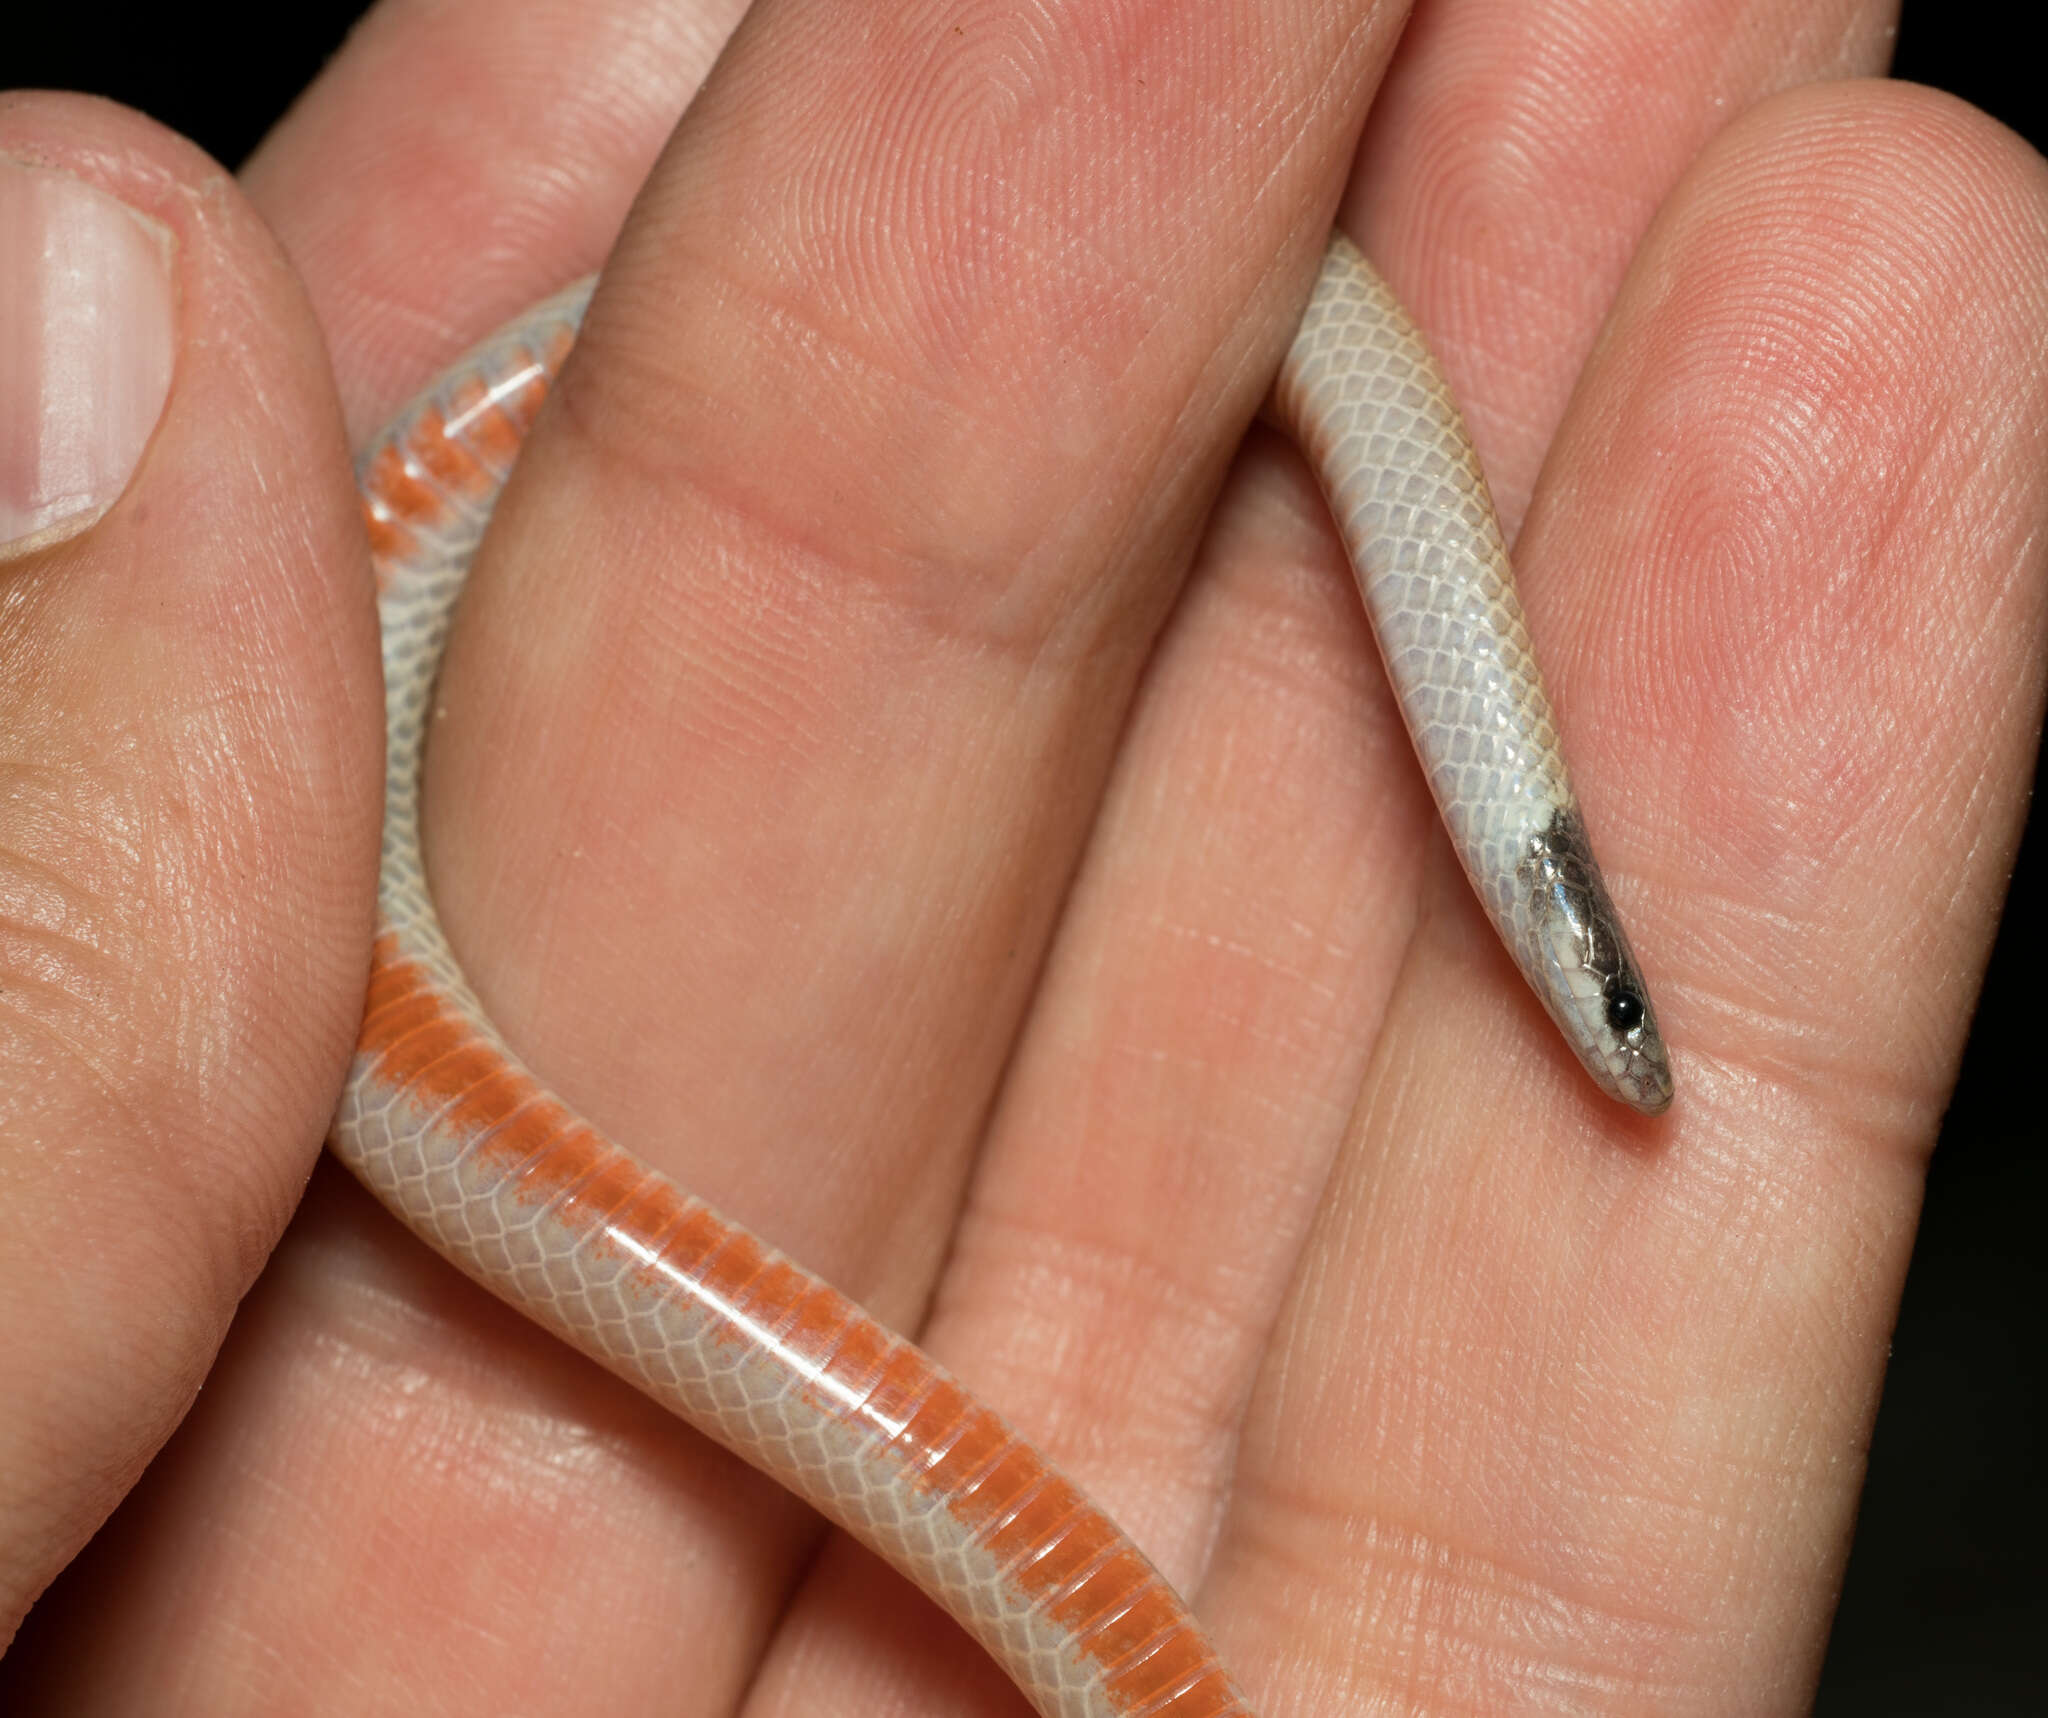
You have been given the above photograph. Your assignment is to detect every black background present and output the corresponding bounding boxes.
[4,6,2043,1712]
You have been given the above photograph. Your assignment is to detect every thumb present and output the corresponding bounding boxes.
[0,92,379,1642]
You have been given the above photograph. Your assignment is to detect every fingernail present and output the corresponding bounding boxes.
[1,161,175,555]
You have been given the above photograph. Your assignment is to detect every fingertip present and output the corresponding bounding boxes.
[1542,74,2048,1140]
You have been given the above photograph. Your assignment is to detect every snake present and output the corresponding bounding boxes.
[331,230,1671,1718]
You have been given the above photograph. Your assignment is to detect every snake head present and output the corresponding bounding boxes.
[1515,809,1673,1116]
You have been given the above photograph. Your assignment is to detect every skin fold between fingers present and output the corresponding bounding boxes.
[1342,0,1907,532]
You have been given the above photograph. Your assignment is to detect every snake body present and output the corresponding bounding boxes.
[332,233,1669,1718]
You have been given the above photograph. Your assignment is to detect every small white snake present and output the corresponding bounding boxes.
[332,231,1670,1718]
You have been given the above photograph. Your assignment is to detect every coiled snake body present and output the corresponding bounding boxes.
[332,232,1670,1718]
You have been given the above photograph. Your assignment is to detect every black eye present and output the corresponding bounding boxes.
[1605,989,1645,1033]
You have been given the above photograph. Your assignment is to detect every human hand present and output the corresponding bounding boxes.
[5,3,2044,1713]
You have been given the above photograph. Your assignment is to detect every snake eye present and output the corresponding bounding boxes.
[1604,989,1645,1034]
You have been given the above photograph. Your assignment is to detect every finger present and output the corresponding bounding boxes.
[416,0,1405,1687]
[421,0,1400,1332]
[241,0,750,438]
[1204,81,2048,1715]
[0,92,377,1644]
